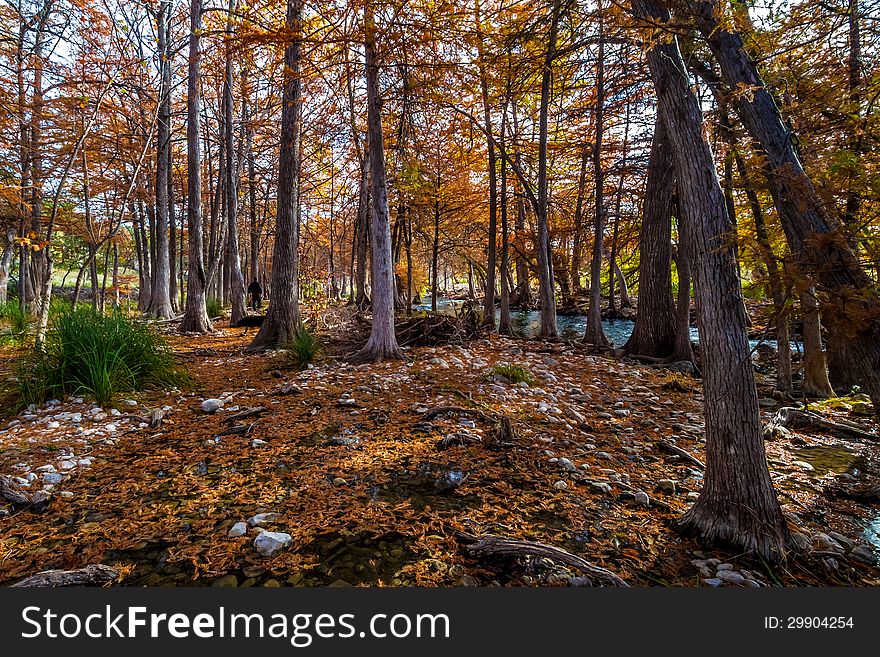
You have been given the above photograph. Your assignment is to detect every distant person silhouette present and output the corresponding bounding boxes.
[247,280,263,312]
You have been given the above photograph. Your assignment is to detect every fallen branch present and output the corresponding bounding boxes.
[655,439,705,470]
[456,531,629,587]
[765,407,878,441]
[12,564,119,587]
[223,407,267,424]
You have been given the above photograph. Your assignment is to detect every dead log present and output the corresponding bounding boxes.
[215,423,255,438]
[436,432,482,450]
[457,531,629,587]
[825,483,880,504]
[12,564,119,587]
[223,407,267,424]
[655,439,705,469]
[764,407,878,441]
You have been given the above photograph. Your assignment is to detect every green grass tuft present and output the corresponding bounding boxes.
[206,297,224,318]
[17,306,190,407]
[280,328,322,370]
[488,363,533,384]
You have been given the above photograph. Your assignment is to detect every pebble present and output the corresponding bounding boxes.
[43,472,63,484]
[59,491,74,499]
[716,570,746,585]
[657,479,677,493]
[634,491,650,507]
[228,522,248,537]
[200,399,224,413]
[553,480,569,490]
[248,513,280,527]
[254,531,293,557]
[212,574,239,587]
[791,460,815,472]
[557,457,577,473]
[333,477,347,486]
[251,439,267,448]
[703,578,723,587]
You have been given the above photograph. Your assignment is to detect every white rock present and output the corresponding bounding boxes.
[201,399,225,413]
[43,472,63,484]
[254,531,292,557]
[228,522,248,538]
[251,439,267,448]
[57,461,76,470]
[105,424,117,433]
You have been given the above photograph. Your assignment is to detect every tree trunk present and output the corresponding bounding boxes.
[670,245,695,364]
[350,1,404,363]
[247,0,303,349]
[354,151,370,310]
[499,129,512,334]
[179,0,212,333]
[150,0,175,319]
[623,115,676,358]
[634,0,789,559]
[224,0,247,327]
[734,147,792,392]
[690,0,880,415]
[584,8,609,346]
[535,0,561,338]
[0,228,14,305]
[570,145,588,293]
[431,167,441,313]
[800,288,835,398]
[476,0,497,330]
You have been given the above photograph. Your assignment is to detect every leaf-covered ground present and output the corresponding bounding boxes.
[1,317,879,587]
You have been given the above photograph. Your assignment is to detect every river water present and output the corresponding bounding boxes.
[414,298,799,351]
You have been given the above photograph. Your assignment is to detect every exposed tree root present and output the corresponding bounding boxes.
[456,531,629,587]
[423,406,494,422]
[12,564,119,587]
[764,407,878,441]
[655,439,705,469]
[223,407,267,424]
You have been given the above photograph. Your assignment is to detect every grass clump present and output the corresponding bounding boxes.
[280,327,322,370]
[0,301,30,341]
[206,297,224,318]
[17,307,189,406]
[488,363,533,384]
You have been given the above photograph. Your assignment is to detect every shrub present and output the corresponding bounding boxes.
[280,328,322,370]
[206,297,224,318]
[488,363,533,384]
[17,307,189,406]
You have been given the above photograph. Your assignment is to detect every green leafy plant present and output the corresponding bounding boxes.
[17,307,190,406]
[280,328,322,370]
[488,363,533,384]
[206,297,224,318]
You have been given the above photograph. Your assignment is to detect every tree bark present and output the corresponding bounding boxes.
[476,0,497,330]
[150,0,175,319]
[224,0,247,327]
[350,1,404,363]
[246,0,303,350]
[535,0,562,338]
[179,0,212,333]
[800,288,835,398]
[634,0,789,559]
[689,0,880,414]
[623,115,676,358]
[584,5,609,346]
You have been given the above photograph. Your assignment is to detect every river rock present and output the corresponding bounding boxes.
[634,491,650,507]
[557,457,577,473]
[43,472,63,484]
[228,522,248,537]
[248,512,279,527]
[716,570,746,585]
[201,399,224,413]
[848,545,876,566]
[212,574,239,587]
[254,531,292,557]
[553,480,569,490]
[812,532,845,555]
[658,479,677,493]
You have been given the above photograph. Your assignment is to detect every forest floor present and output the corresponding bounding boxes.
[1,305,879,587]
